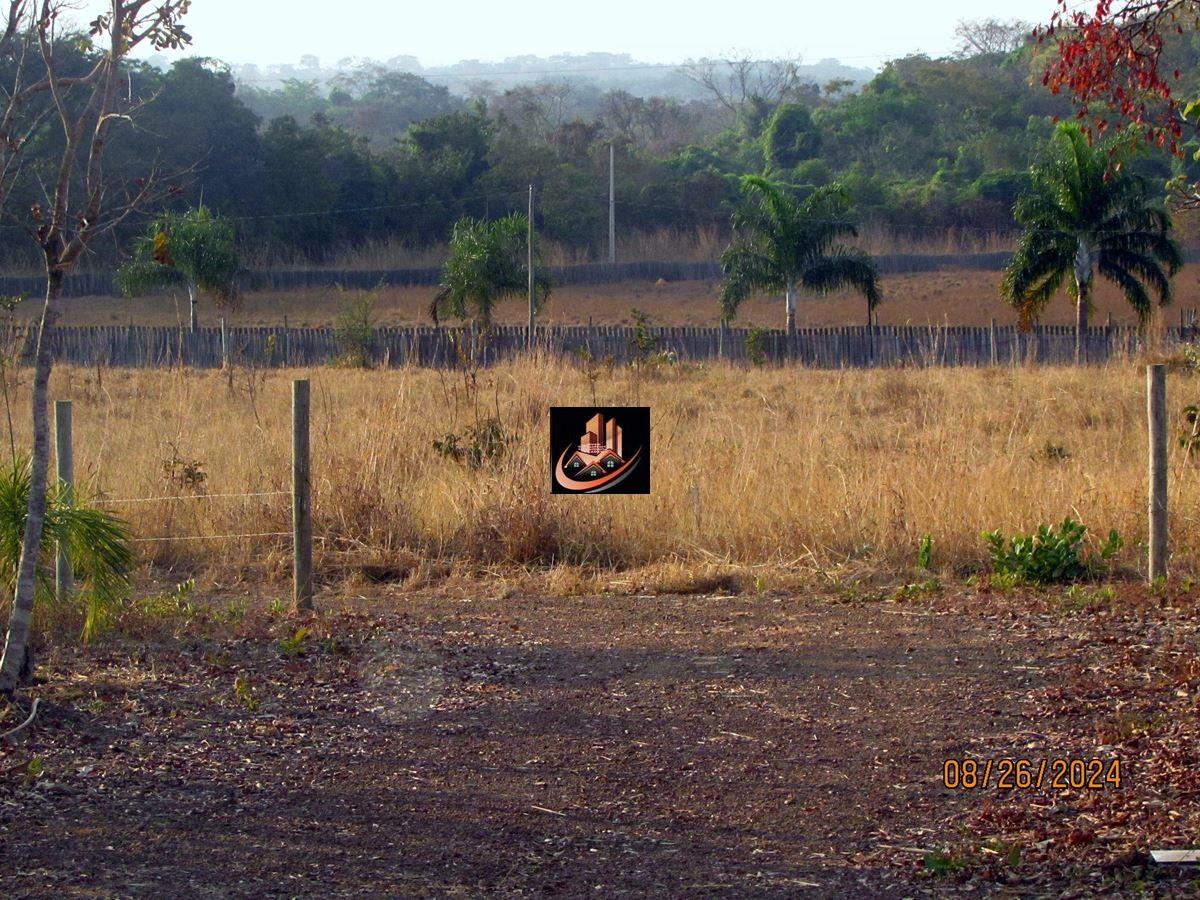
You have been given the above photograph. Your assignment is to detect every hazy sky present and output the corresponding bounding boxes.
[105,0,1062,70]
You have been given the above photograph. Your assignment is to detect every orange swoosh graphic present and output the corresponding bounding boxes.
[554,445,643,492]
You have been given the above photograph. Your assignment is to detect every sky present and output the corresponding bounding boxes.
[104,0,1064,71]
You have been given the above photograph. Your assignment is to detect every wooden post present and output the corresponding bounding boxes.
[1148,364,1168,582]
[989,318,998,366]
[220,317,229,368]
[292,379,314,612]
[54,400,73,603]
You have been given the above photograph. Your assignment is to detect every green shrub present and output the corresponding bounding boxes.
[332,287,378,368]
[0,458,134,641]
[433,418,508,469]
[982,517,1121,584]
[745,325,769,367]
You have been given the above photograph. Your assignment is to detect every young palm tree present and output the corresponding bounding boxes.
[721,175,881,332]
[431,214,551,328]
[1002,122,1182,362]
[116,205,242,332]
[0,458,133,648]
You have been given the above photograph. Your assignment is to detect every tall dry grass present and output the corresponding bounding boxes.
[7,356,1199,589]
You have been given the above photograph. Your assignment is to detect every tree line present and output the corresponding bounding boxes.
[5,20,1200,271]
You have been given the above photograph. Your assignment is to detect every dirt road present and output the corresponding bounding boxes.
[1,586,1196,897]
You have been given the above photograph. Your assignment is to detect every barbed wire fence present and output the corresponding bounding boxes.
[53,381,315,612]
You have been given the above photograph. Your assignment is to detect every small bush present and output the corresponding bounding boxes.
[982,517,1121,584]
[745,325,769,367]
[332,287,378,368]
[432,418,508,469]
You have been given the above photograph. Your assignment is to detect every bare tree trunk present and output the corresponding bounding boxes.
[785,282,796,336]
[0,270,59,695]
[1075,238,1092,365]
[188,278,198,332]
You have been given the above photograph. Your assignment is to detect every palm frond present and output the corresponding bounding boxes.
[1002,122,1181,327]
[720,174,878,323]
[0,458,133,642]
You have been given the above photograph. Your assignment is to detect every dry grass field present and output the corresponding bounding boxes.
[26,263,1200,330]
[10,355,1200,597]
[7,319,1200,895]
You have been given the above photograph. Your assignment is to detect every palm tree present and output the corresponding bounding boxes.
[721,175,881,333]
[431,214,551,328]
[1002,122,1182,362]
[0,458,133,645]
[116,205,242,332]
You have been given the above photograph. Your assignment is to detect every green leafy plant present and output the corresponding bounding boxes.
[278,625,311,659]
[745,324,769,367]
[0,457,133,641]
[1059,584,1116,612]
[233,672,258,711]
[134,578,196,620]
[922,848,969,875]
[630,308,659,361]
[917,533,933,570]
[432,417,508,469]
[332,287,378,368]
[982,517,1122,584]
[891,579,940,601]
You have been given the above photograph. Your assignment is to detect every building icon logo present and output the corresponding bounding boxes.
[551,407,650,494]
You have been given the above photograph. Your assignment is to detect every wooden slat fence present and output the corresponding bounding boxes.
[2,322,1187,369]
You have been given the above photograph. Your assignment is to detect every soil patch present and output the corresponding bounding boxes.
[1,584,1198,897]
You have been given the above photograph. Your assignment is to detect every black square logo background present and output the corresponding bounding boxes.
[550,407,650,494]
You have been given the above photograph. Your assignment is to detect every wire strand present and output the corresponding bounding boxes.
[130,531,291,543]
[94,491,290,505]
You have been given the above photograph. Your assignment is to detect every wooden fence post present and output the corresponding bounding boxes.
[220,317,229,368]
[292,379,314,612]
[1148,364,1168,582]
[54,400,73,603]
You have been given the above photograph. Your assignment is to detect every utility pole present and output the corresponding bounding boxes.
[528,184,535,350]
[608,143,616,265]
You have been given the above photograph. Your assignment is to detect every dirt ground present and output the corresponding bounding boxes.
[2,579,1199,898]
[30,263,1200,329]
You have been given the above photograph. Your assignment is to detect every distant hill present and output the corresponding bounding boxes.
[218,52,876,100]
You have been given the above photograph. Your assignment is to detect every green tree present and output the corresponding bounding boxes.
[721,175,881,332]
[1001,122,1182,361]
[764,103,822,170]
[116,58,264,218]
[116,206,241,330]
[431,214,551,328]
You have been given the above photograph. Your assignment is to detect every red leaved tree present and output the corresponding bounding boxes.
[1040,1,1200,198]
